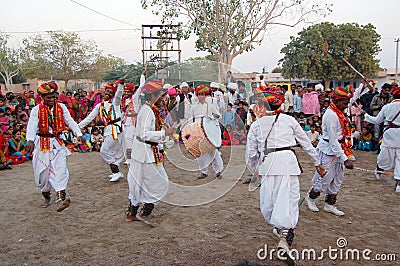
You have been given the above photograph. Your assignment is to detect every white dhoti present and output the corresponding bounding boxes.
[196,149,224,174]
[100,134,124,165]
[33,146,70,192]
[127,158,169,206]
[123,125,136,154]
[260,175,300,229]
[378,147,400,180]
[312,149,344,195]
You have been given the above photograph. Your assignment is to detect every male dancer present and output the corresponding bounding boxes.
[26,82,85,211]
[79,80,124,182]
[246,87,325,258]
[306,86,354,216]
[121,70,146,165]
[364,86,400,192]
[189,85,223,179]
[125,80,176,224]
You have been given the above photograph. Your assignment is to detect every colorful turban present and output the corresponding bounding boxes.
[391,86,400,97]
[38,82,58,95]
[105,83,117,92]
[330,86,354,101]
[262,89,284,107]
[141,80,163,95]
[195,85,210,94]
[124,83,135,91]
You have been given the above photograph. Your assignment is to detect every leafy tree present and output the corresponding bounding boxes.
[279,22,381,87]
[102,62,146,85]
[86,54,125,83]
[0,33,21,91]
[21,31,100,88]
[141,0,330,81]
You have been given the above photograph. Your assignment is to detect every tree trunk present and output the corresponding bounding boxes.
[218,48,234,85]
[323,78,331,90]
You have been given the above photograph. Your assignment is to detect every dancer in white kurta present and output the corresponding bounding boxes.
[26,82,85,212]
[79,80,124,182]
[364,86,400,192]
[246,87,325,255]
[306,86,355,216]
[189,85,224,179]
[121,72,146,165]
[125,80,176,224]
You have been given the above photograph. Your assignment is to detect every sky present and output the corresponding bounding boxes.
[1,0,399,73]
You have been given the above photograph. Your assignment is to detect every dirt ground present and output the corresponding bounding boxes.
[0,144,398,266]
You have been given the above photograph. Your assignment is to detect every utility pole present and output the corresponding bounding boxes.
[395,38,400,83]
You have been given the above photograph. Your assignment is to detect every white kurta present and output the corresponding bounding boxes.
[364,101,400,180]
[122,75,145,154]
[128,104,169,205]
[79,84,124,165]
[246,114,319,229]
[189,101,223,175]
[27,103,82,192]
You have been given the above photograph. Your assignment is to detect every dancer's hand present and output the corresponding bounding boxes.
[165,127,176,136]
[26,140,35,153]
[344,159,354,169]
[316,165,327,177]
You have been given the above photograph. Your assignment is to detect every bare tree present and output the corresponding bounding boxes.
[142,0,331,81]
[0,33,20,91]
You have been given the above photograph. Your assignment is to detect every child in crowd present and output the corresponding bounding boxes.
[90,127,103,152]
[357,127,373,151]
[60,128,75,152]
[222,125,233,146]
[8,128,30,159]
[0,108,10,132]
[307,124,320,147]
[222,103,235,129]
[233,124,247,145]
[81,127,92,151]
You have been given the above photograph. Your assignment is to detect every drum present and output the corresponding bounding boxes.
[181,117,222,157]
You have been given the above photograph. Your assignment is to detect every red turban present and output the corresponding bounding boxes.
[105,83,117,92]
[124,83,135,91]
[38,82,58,95]
[195,85,210,94]
[330,86,354,101]
[391,86,400,97]
[141,80,163,95]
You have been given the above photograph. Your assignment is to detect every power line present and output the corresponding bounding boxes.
[2,29,140,34]
[69,0,136,27]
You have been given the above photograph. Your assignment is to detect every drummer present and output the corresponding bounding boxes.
[189,85,224,179]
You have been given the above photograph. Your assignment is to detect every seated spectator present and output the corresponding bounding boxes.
[233,124,247,145]
[222,125,233,146]
[0,108,10,132]
[8,128,30,159]
[357,127,373,151]
[90,127,103,152]
[81,127,92,151]
[60,128,75,152]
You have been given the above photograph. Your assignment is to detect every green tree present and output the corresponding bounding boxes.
[0,33,21,91]
[142,0,330,81]
[86,54,125,83]
[279,22,381,87]
[21,31,100,88]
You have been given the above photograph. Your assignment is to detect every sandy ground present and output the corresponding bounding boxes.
[0,144,399,266]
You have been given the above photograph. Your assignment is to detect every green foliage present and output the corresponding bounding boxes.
[102,62,145,85]
[279,22,381,81]
[20,31,101,84]
[0,33,23,89]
